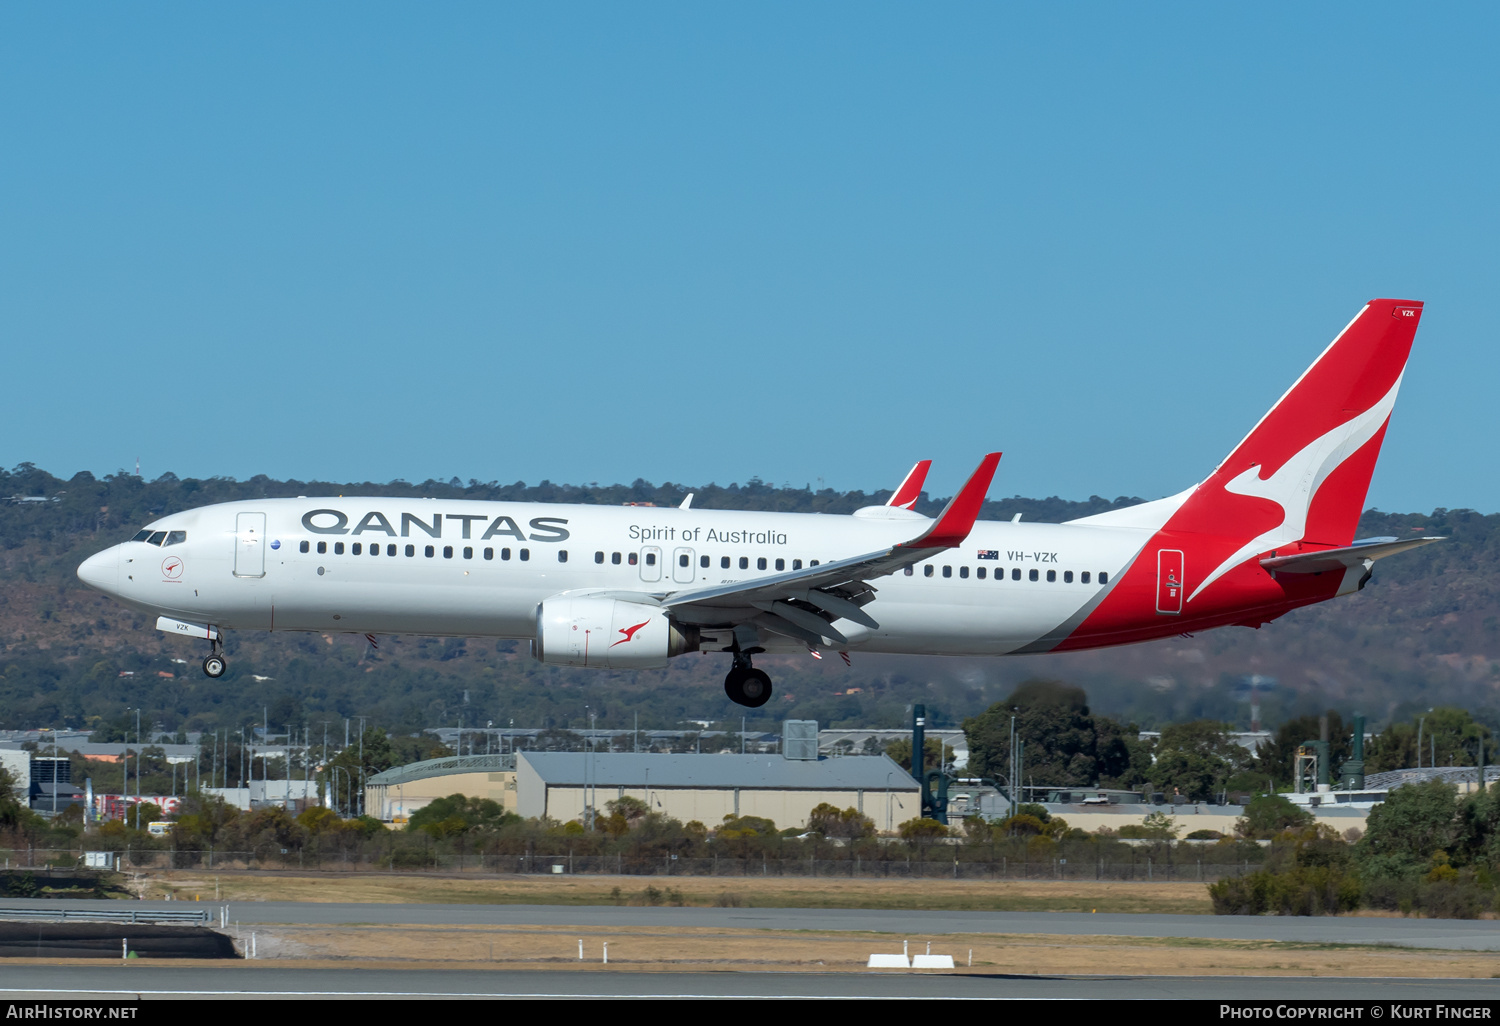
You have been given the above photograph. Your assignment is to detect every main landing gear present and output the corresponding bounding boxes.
[724,650,772,708]
[202,638,227,679]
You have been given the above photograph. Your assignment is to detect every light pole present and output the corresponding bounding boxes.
[134,709,141,830]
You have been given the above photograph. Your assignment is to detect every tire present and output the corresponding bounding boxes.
[723,668,748,705]
[737,669,773,709]
[203,655,226,679]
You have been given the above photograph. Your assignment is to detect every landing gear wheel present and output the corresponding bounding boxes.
[203,654,226,679]
[724,667,773,708]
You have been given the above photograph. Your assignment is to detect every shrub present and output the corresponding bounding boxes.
[1209,865,1360,916]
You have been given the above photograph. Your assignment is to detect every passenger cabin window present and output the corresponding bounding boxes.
[642,552,653,565]
[628,552,637,565]
[739,557,749,570]
[1047,569,1056,582]
[1081,571,1091,584]
[334,542,344,555]
[1063,570,1073,583]
[520,548,530,561]
[977,567,986,579]
[757,557,767,570]
[793,559,802,570]
[1029,569,1039,581]
[721,556,730,569]
[317,541,327,554]
[700,555,710,568]
[1099,571,1109,584]
[299,541,310,554]
[924,565,934,578]
[595,551,605,564]
[443,546,454,558]
[612,552,622,565]
[463,547,473,559]
[904,566,913,576]
[942,566,952,578]
[484,547,494,560]
[352,542,362,555]
[679,554,690,568]
[775,558,785,571]
[424,545,435,558]
[1012,568,1021,581]
[558,550,568,563]
[501,548,512,560]
[959,566,969,579]
[387,544,397,556]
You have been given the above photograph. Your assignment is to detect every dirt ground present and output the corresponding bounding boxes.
[139,871,1216,914]
[208,923,1500,978]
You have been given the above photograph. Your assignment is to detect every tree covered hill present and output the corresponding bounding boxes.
[1,463,1497,740]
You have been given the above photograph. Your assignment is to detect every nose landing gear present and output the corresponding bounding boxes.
[202,639,227,679]
[723,650,772,708]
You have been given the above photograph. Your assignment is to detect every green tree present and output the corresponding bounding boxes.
[1236,794,1314,839]
[805,803,875,840]
[1149,721,1245,801]
[883,737,956,774]
[898,817,949,839]
[962,680,1125,787]
[407,794,515,836]
[1365,709,1492,773]
[1119,811,1178,840]
[1355,779,1459,879]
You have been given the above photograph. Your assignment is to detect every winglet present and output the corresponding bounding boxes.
[886,460,932,510]
[902,453,1001,549]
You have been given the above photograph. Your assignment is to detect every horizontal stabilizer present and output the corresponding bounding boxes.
[1260,536,1444,574]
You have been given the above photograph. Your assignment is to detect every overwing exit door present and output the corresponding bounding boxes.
[672,547,696,584]
[639,546,662,582]
[1156,549,1184,615]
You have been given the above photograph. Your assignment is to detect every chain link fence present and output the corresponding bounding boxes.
[0,847,1261,882]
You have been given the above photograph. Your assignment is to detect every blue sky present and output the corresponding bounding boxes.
[3,4,1496,511]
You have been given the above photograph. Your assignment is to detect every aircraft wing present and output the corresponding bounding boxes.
[1260,536,1444,574]
[662,454,1000,646]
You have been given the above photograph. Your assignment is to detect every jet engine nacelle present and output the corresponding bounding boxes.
[533,595,698,670]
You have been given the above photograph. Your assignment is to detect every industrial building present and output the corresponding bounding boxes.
[365,723,922,832]
[515,751,920,832]
[366,753,518,822]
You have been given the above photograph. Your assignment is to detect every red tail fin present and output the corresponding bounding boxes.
[1170,299,1423,600]
[887,460,932,510]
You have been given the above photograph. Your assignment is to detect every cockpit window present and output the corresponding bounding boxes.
[146,531,167,546]
[132,530,153,542]
[164,531,187,546]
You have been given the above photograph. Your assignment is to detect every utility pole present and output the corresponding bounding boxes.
[134,708,141,830]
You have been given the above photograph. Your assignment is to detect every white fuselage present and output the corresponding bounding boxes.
[78,498,1153,656]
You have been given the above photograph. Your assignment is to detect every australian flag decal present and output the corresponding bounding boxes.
[977,549,999,560]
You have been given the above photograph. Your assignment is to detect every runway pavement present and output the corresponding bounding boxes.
[0,964,1496,999]
[2,898,1496,950]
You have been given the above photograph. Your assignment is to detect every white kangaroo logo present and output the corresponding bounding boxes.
[1189,373,1403,603]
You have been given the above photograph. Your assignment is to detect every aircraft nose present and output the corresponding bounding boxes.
[77,547,119,593]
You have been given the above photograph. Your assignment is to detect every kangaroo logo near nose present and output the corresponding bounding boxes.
[161,556,183,580]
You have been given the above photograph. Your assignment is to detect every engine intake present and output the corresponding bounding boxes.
[533,596,698,669]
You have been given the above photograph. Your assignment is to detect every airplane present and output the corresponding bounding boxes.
[77,299,1442,708]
